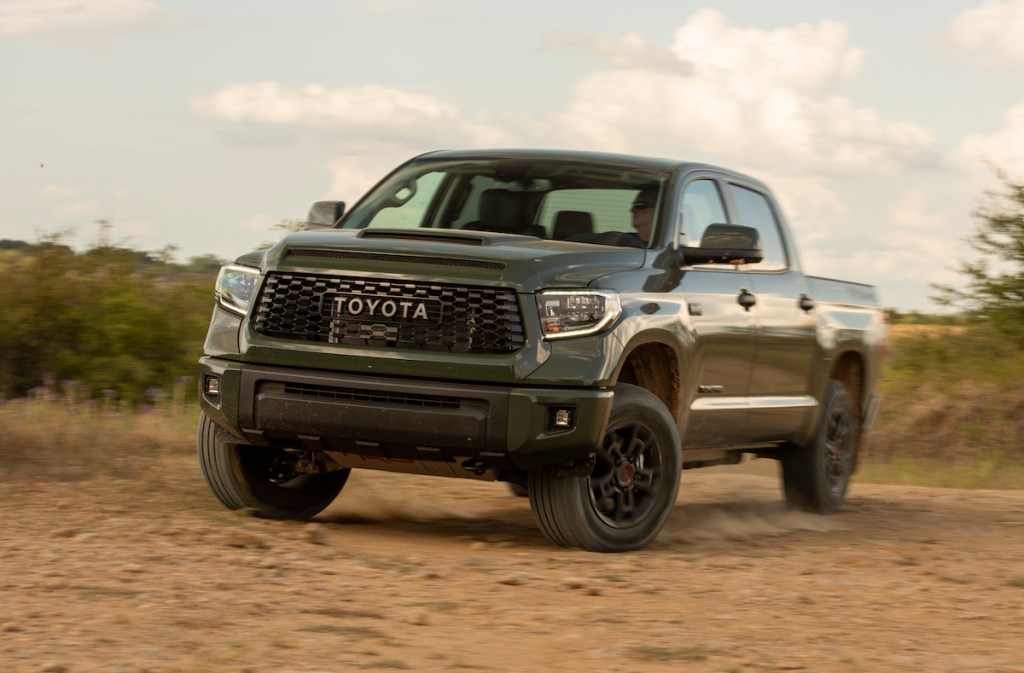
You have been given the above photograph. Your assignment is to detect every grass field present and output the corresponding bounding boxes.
[859,323,1023,488]
[0,395,198,486]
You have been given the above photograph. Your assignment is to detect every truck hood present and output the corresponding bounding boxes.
[258,228,647,292]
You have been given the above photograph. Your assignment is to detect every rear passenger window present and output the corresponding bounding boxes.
[725,185,788,271]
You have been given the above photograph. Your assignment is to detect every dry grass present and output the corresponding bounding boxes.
[862,381,1024,464]
[886,324,967,338]
[862,323,1023,475]
[0,396,199,489]
[857,454,1024,490]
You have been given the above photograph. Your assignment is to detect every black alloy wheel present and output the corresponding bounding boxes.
[528,384,682,552]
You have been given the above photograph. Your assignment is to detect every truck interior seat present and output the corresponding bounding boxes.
[465,189,546,237]
[553,210,594,240]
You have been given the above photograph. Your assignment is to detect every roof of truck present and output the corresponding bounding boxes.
[411,148,765,189]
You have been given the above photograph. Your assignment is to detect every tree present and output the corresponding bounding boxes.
[933,173,1024,342]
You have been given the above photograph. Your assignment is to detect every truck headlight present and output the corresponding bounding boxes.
[215,265,261,316]
[536,290,621,339]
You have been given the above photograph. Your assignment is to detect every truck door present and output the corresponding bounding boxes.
[675,178,757,448]
[723,183,818,444]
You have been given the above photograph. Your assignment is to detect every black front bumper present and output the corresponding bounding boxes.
[198,357,613,473]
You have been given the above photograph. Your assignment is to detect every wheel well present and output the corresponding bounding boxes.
[615,343,681,422]
[831,352,864,427]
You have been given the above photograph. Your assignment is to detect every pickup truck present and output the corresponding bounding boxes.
[197,149,885,552]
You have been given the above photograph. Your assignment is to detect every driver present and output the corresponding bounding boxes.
[630,188,658,244]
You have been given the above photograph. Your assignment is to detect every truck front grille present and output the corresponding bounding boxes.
[252,273,524,354]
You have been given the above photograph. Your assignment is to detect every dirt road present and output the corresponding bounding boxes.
[3,461,1023,673]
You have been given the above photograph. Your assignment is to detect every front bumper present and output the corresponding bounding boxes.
[199,357,613,474]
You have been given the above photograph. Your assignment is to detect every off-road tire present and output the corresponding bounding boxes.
[527,384,682,552]
[198,412,349,519]
[781,380,857,513]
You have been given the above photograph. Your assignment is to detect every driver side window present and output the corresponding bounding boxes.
[681,179,728,245]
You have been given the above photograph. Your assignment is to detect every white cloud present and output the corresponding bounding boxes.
[960,100,1024,176]
[795,183,966,300]
[326,156,403,204]
[543,32,693,73]
[194,82,521,206]
[194,82,458,130]
[797,220,960,296]
[889,189,947,230]
[949,0,1024,65]
[193,81,515,149]
[193,11,938,180]
[547,9,938,176]
[768,175,845,220]
[835,233,959,288]
[0,0,187,39]
[670,8,862,92]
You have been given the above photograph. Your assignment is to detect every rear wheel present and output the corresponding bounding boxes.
[528,384,682,552]
[781,380,856,513]
[198,412,349,519]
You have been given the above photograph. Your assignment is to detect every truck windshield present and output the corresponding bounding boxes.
[340,158,668,248]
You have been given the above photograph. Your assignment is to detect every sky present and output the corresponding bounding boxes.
[3,0,1024,311]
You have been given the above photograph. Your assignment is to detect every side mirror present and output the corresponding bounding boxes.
[679,223,763,266]
[306,201,345,229]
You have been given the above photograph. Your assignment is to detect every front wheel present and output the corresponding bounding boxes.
[528,384,682,552]
[781,380,857,513]
[198,412,350,519]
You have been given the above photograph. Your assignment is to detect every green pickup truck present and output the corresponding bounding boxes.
[197,149,885,552]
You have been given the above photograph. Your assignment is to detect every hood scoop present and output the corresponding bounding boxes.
[283,248,505,270]
[357,227,540,247]
[359,228,484,245]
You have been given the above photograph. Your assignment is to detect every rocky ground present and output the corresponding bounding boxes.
[3,459,1024,673]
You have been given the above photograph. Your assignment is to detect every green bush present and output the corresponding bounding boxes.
[0,240,218,404]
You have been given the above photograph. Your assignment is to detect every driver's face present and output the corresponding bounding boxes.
[631,195,656,242]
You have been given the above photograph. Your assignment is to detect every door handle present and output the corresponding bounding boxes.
[737,288,756,311]
[798,294,815,312]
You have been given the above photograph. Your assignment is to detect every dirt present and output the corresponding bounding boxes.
[3,461,1024,673]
